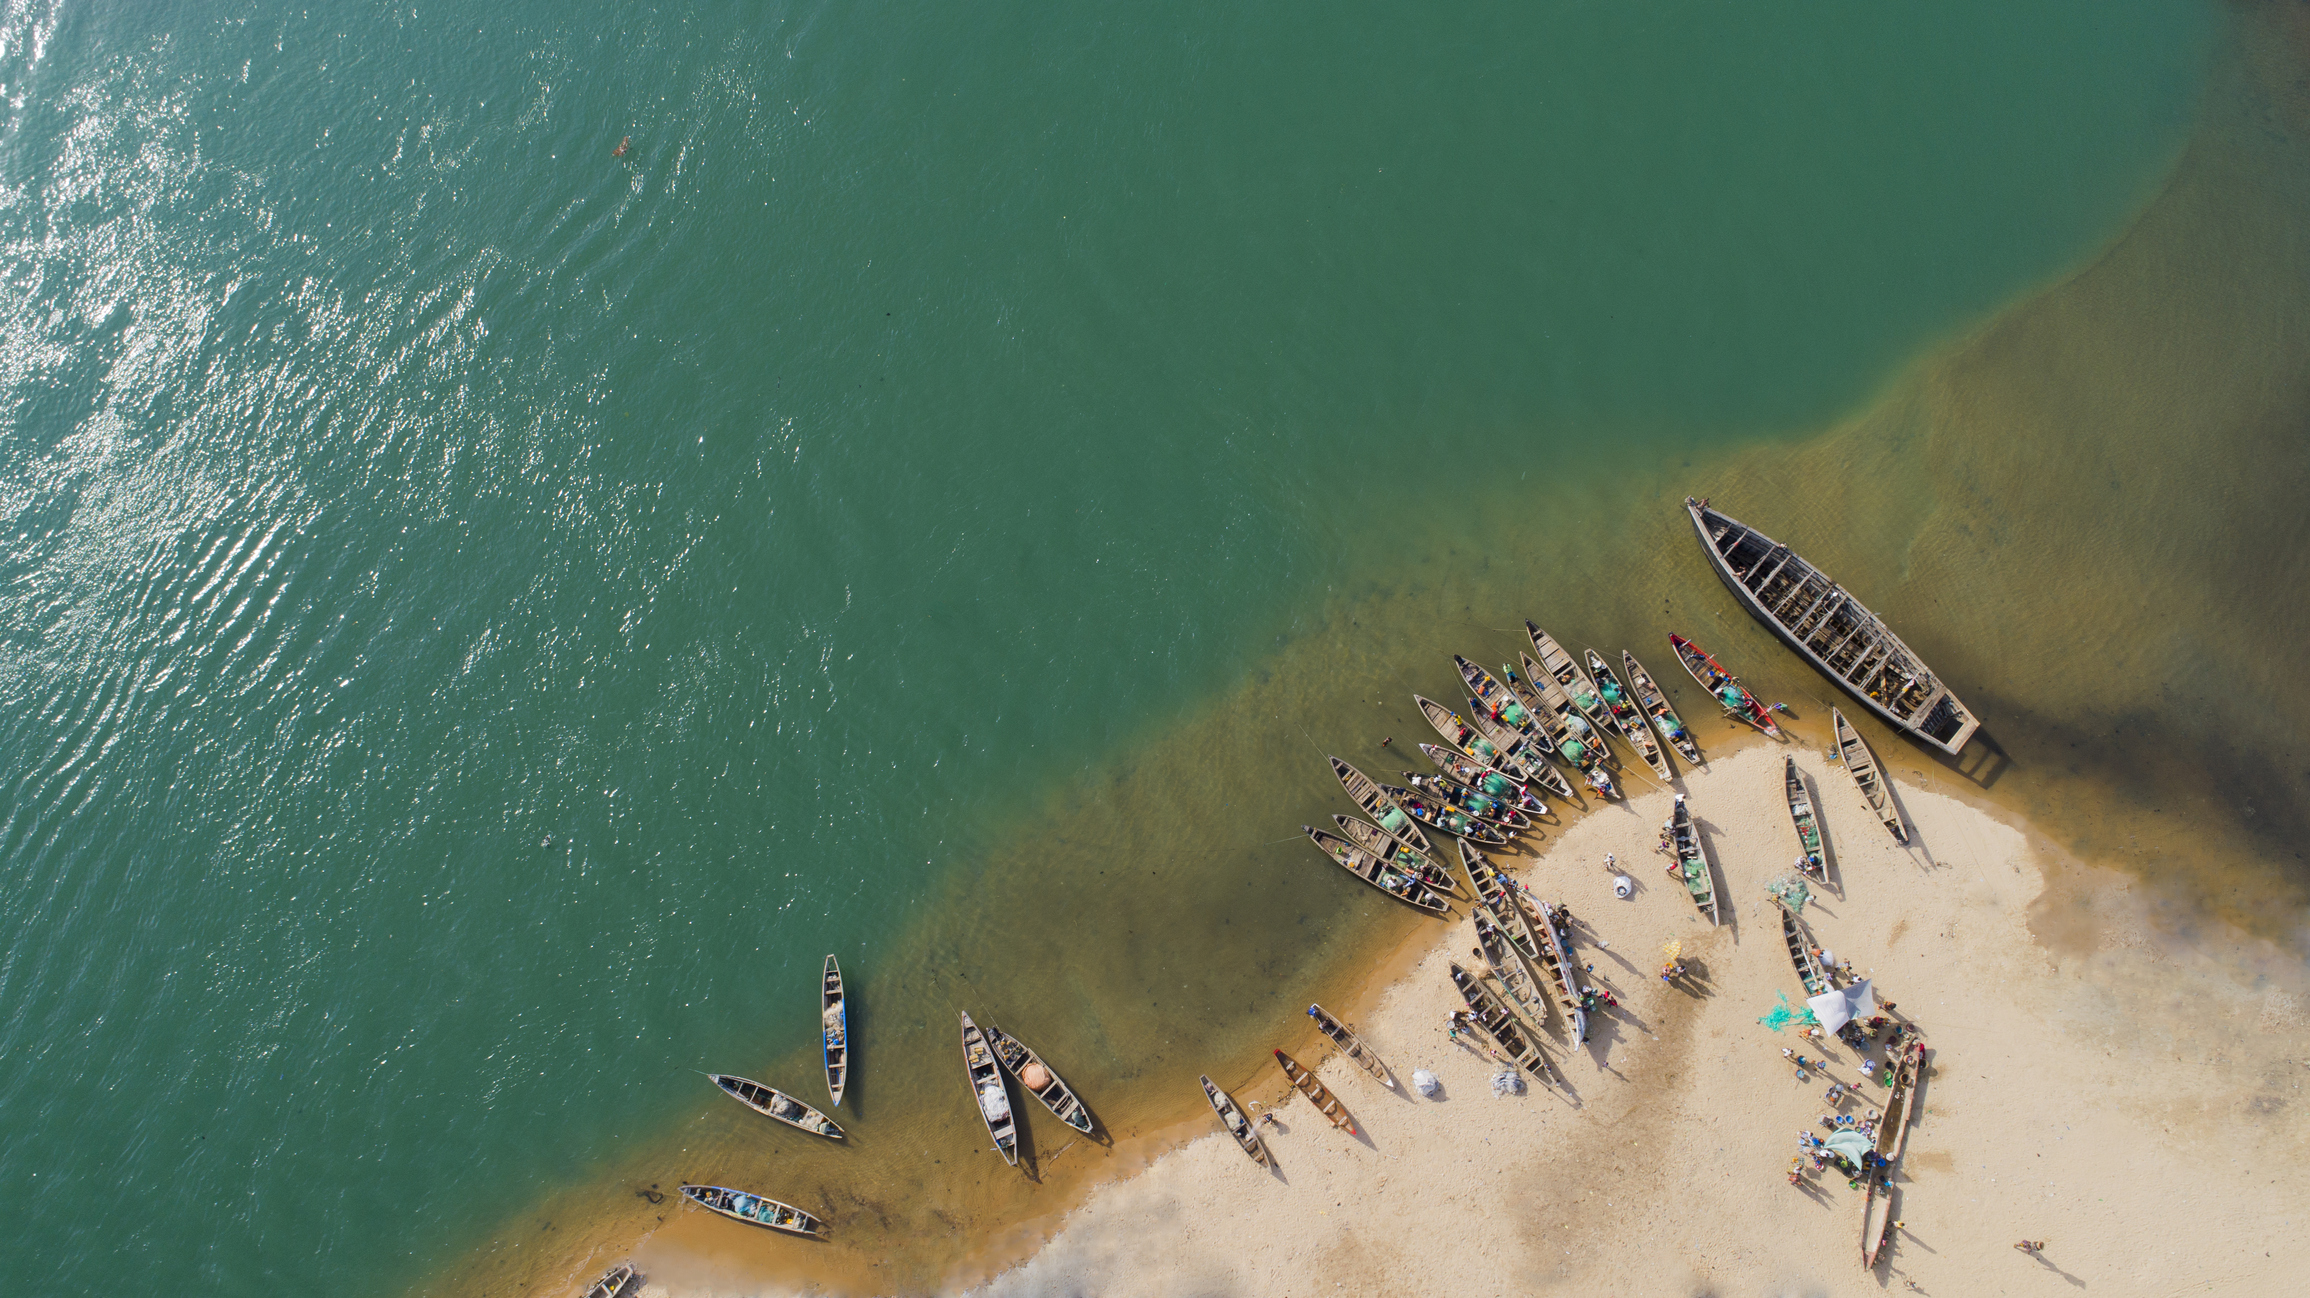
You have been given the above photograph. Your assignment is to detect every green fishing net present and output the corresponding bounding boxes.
[1757,991,1820,1033]
[1765,872,1811,913]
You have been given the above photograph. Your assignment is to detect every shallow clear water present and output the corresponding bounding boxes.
[0,0,2226,1292]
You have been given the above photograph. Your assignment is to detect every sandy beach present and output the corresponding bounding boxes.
[924,742,2310,1298]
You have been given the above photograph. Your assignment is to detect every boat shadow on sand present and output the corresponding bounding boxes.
[1689,814,1742,939]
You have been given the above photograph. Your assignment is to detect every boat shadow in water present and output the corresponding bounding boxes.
[1933,726,2012,793]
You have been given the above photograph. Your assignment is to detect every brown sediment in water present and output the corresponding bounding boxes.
[428,8,2310,1297]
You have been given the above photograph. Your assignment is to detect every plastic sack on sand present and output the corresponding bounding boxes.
[1412,1069,1441,1098]
[1490,1069,1525,1098]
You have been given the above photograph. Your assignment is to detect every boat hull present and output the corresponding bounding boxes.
[1686,500,1977,756]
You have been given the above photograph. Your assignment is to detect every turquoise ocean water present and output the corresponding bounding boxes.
[0,0,2217,1292]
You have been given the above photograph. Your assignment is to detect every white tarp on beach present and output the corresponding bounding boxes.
[1807,979,1876,1034]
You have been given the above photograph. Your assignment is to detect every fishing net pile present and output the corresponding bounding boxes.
[1490,1069,1526,1098]
[1756,990,1820,1033]
[1765,871,1811,913]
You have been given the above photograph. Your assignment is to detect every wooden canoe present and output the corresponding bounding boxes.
[1419,743,1550,818]
[680,1185,826,1238]
[708,1074,846,1140]
[1330,755,1434,854]
[821,955,848,1107]
[1306,1003,1394,1089]
[1201,1074,1270,1166]
[1834,709,1909,845]
[1403,770,1534,831]
[1785,755,1826,882]
[1779,899,1834,996]
[1689,498,1979,756]
[1530,623,1635,749]
[1273,1049,1357,1135]
[1459,699,1577,799]
[984,1023,1096,1135]
[1458,838,1589,1042]
[1588,649,1672,779]
[960,1011,1020,1166]
[1379,779,1514,845]
[1454,654,1543,737]
[1514,652,1619,799]
[1473,907,1551,1023]
[1303,825,1452,915]
[1624,649,1704,765]
[1669,634,1782,737]
[1447,962,1552,1084]
[1526,895,1591,1043]
[1415,693,1561,793]
[1329,814,1456,893]
[1861,1043,1929,1267]
[1667,795,1720,924]
[582,1262,638,1298]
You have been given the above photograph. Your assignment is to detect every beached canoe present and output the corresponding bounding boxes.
[1669,634,1782,738]
[1779,899,1834,996]
[680,1185,826,1238]
[1419,743,1550,819]
[1404,770,1534,831]
[1447,962,1552,1084]
[1624,650,1704,765]
[1834,709,1908,845]
[1378,779,1514,845]
[1454,840,1581,1035]
[1666,794,1720,924]
[1861,1042,1929,1267]
[1473,907,1551,1023]
[1513,652,1619,799]
[582,1262,638,1298]
[822,955,848,1107]
[1588,649,1672,780]
[1785,756,1826,882]
[1329,814,1456,893]
[1303,825,1452,916]
[983,1023,1096,1135]
[1526,896,1591,1043]
[1415,694,1562,794]
[1329,756,1435,854]
[1689,498,1980,757]
[1530,624,1635,750]
[708,1074,846,1140]
[1201,1074,1270,1166]
[1273,1049,1357,1135]
[960,1011,1020,1166]
[1306,1003,1394,1089]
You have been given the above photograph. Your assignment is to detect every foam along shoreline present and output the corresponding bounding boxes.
[960,744,2310,1298]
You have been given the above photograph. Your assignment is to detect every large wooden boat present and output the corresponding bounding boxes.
[1200,1074,1270,1166]
[1447,962,1552,1084]
[1667,795,1720,924]
[984,1023,1096,1135]
[1779,899,1835,996]
[1669,634,1781,738]
[1833,709,1909,845]
[1379,779,1513,845]
[1529,623,1634,749]
[1303,825,1452,915]
[1273,1049,1357,1135]
[1785,756,1826,882]
[680,1185,826,1238]
[1512,652,1619,799]
[1416,694,1565,795]
[1404,770,1533,831]
[1688,498,1980,756]
[708,1074,846,1140]
[1587,649,1671,779]
[1419,744,1549,818]
[1455,839,1584,1040]
[581,1262,639,1298]
[1306,1003,1394,1089]
[1623,650,1704,765]
[1329,814,1455,893]
[1861,1043,1929,1267]
[960,1011,1020,1166]
[821,956,848,1107]
[1329,756,1434,854]
[1472,907,1550,1022]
